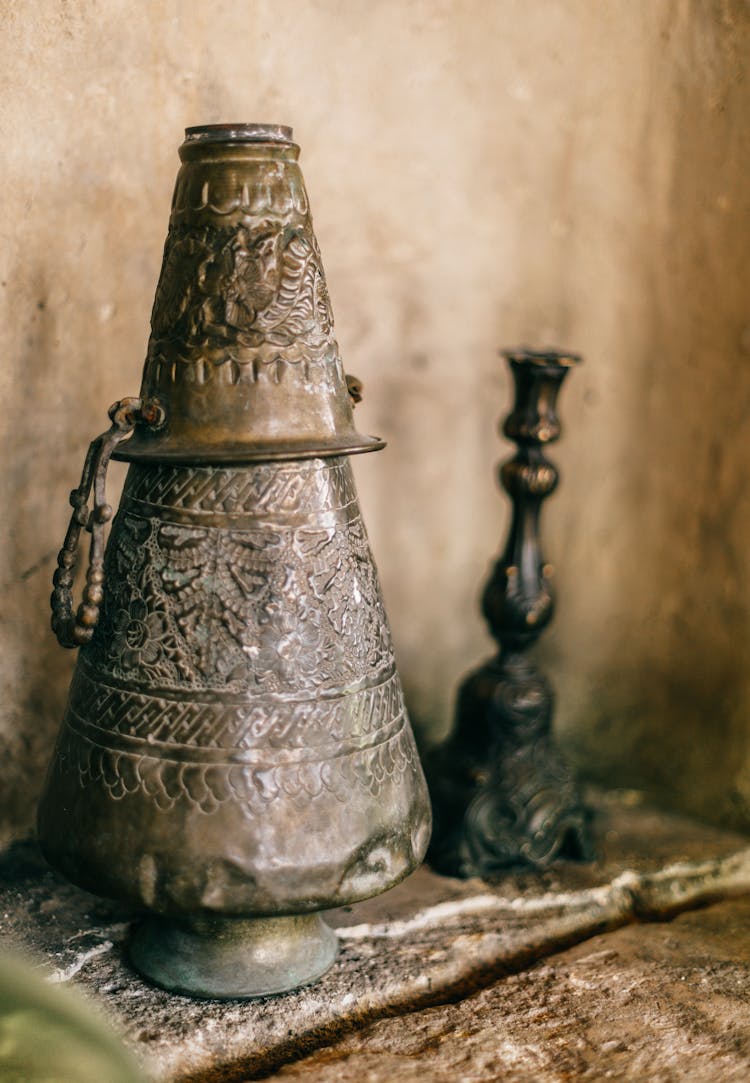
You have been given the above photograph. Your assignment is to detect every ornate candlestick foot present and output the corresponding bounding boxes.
[427,349,594,878]
[129,913,338,999]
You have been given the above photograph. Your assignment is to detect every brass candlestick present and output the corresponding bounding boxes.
[38,124,431,998]
[427,348,592,878]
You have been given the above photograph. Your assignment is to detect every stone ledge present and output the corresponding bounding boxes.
[274,897,750,1082]
[1,792,749,1082]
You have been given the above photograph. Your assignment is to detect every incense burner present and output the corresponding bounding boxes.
[39,124,431,998]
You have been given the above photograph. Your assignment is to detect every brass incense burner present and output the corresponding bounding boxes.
[39,124,431,999]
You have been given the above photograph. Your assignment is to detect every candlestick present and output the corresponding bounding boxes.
[427,348,593,877]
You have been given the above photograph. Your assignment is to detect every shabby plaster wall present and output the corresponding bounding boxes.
[1,0,749,842]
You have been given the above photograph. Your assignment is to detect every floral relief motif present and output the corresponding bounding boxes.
[149,221,334,372]
[116,598,170,672]
[251,602,323,687]
[89,460,394,697]
[68,458,413,816]
[200,227,278,341]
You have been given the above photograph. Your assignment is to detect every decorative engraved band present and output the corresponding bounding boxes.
[54,714,418,814]
[70,662,403,751]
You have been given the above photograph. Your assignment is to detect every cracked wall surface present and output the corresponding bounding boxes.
[2,1,750,841]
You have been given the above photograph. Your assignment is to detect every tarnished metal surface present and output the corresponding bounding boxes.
[129,912,338,1000]
[38,123,430,998]
[41,456,428,914]
[427,349,591,876]
[116,122,383,464]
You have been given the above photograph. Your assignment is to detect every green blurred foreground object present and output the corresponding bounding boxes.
[0,952,146,1083]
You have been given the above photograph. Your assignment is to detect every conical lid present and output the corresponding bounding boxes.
[117,124,383,463]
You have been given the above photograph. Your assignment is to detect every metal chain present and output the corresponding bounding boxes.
[50,397,159,649]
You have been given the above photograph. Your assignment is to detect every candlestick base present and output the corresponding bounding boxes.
[428,654,593,877]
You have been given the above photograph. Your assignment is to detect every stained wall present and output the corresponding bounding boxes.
[1,0,749,840]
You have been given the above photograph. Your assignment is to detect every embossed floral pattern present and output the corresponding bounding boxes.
[198,228,278,346]
[88,461,394,696]
[250,604,323,686]
[149,223,333,360]
[69,459,421,821]
[111,598,170,674]
[149,231,211,339]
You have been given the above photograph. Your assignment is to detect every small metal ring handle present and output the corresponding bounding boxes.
[50,397,163,649]
[346,374,363,405]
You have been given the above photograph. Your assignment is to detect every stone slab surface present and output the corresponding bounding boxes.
[268,898,750,1082]
[1,793,750,1082]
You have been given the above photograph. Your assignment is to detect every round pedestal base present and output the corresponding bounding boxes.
[129,912,338,999]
